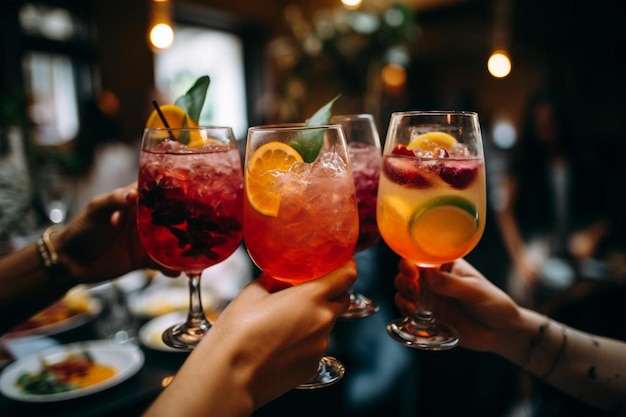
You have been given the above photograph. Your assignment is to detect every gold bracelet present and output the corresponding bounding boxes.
[41,226,59,265]
[36,226,74,289]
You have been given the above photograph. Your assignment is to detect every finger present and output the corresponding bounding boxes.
[398,257,417,275]
[393,268,418,298]
[327,290,351,315]
[86,186,136,224]
[305,259,357,300]
[394,292,416,317]
[428,268,487,304]
[440,262,453,272]
[255,274,293,293]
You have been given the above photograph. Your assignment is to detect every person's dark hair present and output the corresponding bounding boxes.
[517,88,574,162]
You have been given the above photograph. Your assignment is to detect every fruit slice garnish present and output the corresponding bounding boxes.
[146,104,199,129]
[407,131,457,152]
[409,196,478,256]
[378,195,412,232]
[246,141,304,217]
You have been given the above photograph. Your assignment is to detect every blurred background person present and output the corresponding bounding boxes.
[495,88,610,308]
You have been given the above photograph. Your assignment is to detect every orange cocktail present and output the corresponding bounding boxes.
[377,111,486,350]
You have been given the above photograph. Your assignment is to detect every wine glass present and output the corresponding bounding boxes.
[243,123,359,388]
[330,114,382,319]
[37,161,74,224]
[377,111,486,350]
[137,126,244,350]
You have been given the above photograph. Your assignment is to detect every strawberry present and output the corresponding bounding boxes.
[383,156,431,188]
[391,144,415,157]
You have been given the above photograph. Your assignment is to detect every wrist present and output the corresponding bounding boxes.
[37,226,78,290]
[157,336,255,417]
[503,308,566,378]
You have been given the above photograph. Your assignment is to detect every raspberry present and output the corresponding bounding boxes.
[439,162,478,189]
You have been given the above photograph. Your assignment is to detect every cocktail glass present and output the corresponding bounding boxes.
[243,123,359,388]
[137,126,243,350]
[377,111,486,350]
[330,114,382,319]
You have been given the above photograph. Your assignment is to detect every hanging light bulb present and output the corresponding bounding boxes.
[488,0,512,79]
[148,0,174,51]
[488,49,511,78]
[341,0,362,10]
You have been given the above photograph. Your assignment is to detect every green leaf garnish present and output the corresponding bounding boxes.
[175,75,210,123]
[290,94,341,163]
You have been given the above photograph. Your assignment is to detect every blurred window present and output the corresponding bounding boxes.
[22,52,79,145]
[154,25,248,139]
[19,3,78,41]
[18,2,89,146]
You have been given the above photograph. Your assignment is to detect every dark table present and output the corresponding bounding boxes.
[0,316,189,417]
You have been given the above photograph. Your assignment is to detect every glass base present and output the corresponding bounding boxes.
[295,356,345,389]
[340,292,380,320]
[162,322,209,351]
[387,317,459,350]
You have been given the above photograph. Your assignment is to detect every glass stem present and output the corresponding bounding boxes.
[412,266,437,325]
[186,272,210,333]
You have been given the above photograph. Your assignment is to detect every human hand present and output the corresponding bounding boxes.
[393,258,521,353]
[54,183,177,284]
[211,259,357,405]
[145,259,357,416]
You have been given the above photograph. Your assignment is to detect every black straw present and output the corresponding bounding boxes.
[151,100,176,140]
[152,100,171,128]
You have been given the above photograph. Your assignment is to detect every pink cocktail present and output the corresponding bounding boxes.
[350,142,382,253]
[137,127,243,350]
[331,114,382,319]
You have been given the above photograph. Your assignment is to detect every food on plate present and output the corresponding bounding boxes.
[7,286,93,335]
[15,350,116,395]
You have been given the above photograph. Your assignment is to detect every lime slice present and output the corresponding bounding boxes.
[409,196,479,256]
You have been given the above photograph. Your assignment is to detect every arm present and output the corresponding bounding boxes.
[494,175,540,285]
[394,258,626,412]
[0,183,175,333]
[143,260,357,417]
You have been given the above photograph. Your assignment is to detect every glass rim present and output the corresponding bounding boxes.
[390,110,478,117]
[143,125,234,132]
[330,113,375,120]
[247,123,342,133]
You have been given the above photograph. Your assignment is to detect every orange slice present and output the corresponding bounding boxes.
[245,142,304,217]
[409,196,478,256]
[146,104,199,129]
[407,131,457,152]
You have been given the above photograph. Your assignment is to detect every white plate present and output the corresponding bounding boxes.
[0,340,144,402]
[138,311,188,353]
[4,298,102,339]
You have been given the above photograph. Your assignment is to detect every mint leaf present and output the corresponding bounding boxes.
[175,75,210,123]
[290,95,340,163]
[306,94,340,127]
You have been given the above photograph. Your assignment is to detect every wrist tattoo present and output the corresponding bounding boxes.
[522,315,551,371]
[542,325,567,380]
